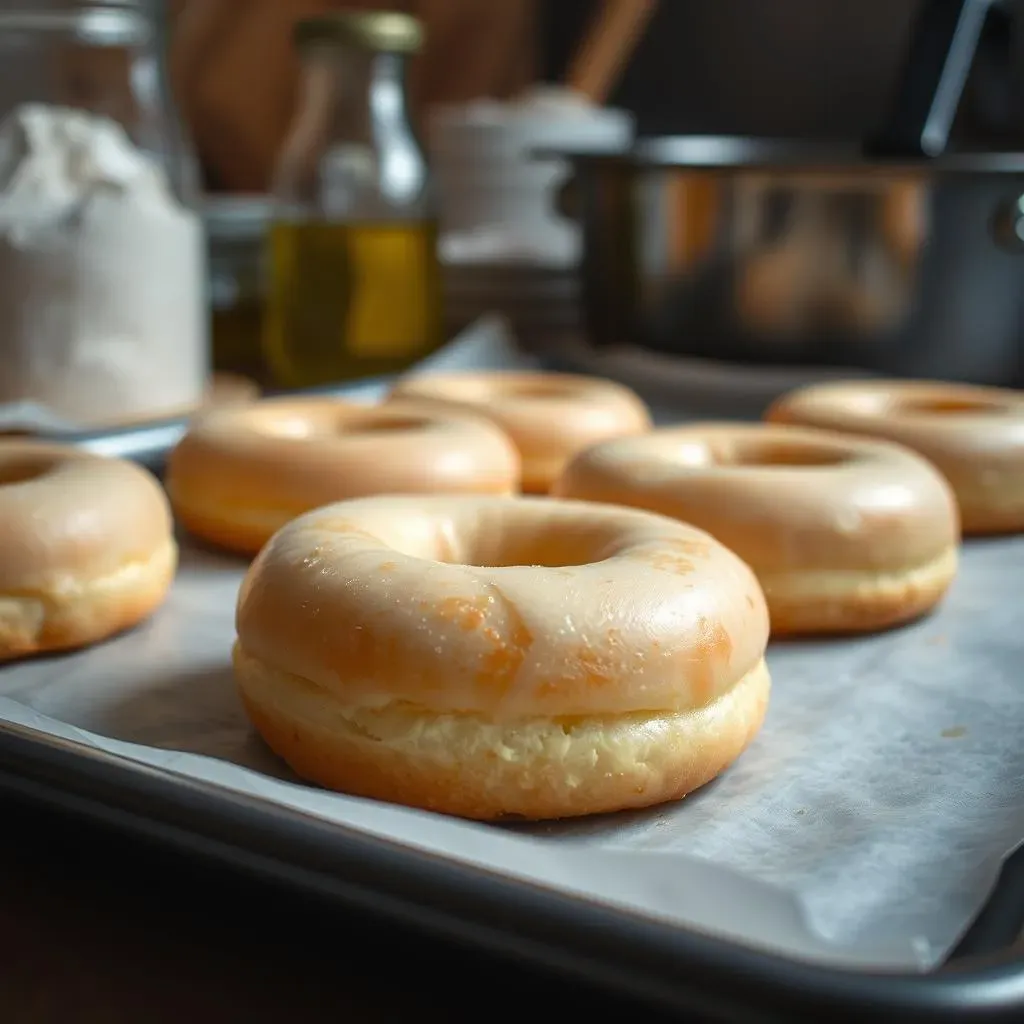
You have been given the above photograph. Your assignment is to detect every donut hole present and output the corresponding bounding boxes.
[253,409,433,440]
[437,517,623,569]
[499,380,579,400]
[896,396,1005,415]
[0,455,54,486]
[340,414,433,436]
[420,376,581,403]
[458,542,591,569]
[341,503,641,571]
[720,441,852,468]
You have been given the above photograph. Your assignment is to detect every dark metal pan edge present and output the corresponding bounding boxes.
[0,720,1022,1022]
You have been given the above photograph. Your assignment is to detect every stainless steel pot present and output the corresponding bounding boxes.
[550,0,1024,387]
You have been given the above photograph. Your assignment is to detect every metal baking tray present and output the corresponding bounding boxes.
[0,722,1021,1024]
[2,369,1024,1021]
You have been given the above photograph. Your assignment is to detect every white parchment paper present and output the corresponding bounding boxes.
[0,318,1021,972]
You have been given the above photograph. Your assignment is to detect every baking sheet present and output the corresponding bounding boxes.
[0,319,1022,973]
[0,539,1021,972]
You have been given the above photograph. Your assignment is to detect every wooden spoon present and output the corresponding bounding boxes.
[564,0,658,105]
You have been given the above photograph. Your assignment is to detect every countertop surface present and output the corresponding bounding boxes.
[0,797,683,1023]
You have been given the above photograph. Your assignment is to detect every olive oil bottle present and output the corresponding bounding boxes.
[264,219,443,388]
[265,12,443,389]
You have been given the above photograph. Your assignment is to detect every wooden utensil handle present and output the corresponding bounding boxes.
[565,0,658,105]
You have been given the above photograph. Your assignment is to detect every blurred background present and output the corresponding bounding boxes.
[2,0,1024,429]
[543,0,1024,141]
[162,0,1024,192]
[166,0,537,194]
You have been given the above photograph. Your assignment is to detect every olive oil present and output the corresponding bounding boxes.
[263,218,444,389]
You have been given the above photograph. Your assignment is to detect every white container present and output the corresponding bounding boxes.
[428,88,634,241]
[0,104,206,429]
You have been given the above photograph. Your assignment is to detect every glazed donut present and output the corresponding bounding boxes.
[387,371,652,493]
[166,398,520,556]
[766,380,1024,535]
[0,442,177,661]
[233,494,770,820]
[553,423,959,635]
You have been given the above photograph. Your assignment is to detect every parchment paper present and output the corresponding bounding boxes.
[0,319,1021,973]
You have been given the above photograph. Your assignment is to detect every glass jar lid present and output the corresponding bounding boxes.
[0,2,155,44]
[294,10,423,55]
[203,194,273,242]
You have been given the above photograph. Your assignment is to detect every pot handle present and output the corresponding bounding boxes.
[865,0,1004,158]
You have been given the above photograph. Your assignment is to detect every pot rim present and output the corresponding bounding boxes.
[534,134,1024,176]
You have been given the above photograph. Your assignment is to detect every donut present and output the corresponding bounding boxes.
[387,371,652,493]
[553,423,959,636]
[766,379,1024,535]
[232,494,771,820]
[0,442,177,661]
[166,398,520,556]
[203,372,261,409]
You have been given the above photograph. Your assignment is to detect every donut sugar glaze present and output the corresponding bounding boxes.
[166,397,520,556]
[0,442,177,661]
[553,422,959,635]
[233,494,770,820]
[766,379,1024,535]
[387,370,652,493]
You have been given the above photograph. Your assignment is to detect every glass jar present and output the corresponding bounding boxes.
[0,0,207,428]
[0,0,199,203]
[204,195,272,380]
[264,11,444,389]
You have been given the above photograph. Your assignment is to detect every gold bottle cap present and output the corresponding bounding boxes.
[294,11,424,55]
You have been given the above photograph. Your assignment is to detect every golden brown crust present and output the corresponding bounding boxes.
[762,545,957,636]
[169,495,280,559]
[0,539,178,662]
[234,645,771,821]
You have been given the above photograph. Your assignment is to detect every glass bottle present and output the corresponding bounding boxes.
[205,194,272,379]
[264,11,444,389]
